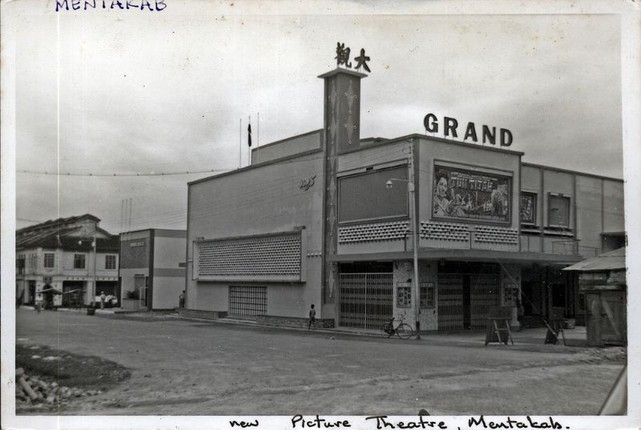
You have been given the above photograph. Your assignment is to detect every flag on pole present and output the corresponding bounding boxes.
[247,123,252,147]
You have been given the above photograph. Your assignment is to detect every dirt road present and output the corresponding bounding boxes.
[14,308,625,416]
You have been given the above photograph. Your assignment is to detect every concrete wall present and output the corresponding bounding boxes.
[392,260,439,331]
[151,231,186,309]
[188,281,228,312]
[119,230,151,302]
[603,180,624,232]
[186,151,325,317]
[152,276,184,309]
[575,175,604,251]
[188,153,324,243]
[251,130,322,164]
[153,232,186,268]
[521,164,624,255]
[338,140,409,172]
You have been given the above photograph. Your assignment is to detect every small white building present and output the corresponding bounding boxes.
[15,214,119,308]
[119,229,186,311]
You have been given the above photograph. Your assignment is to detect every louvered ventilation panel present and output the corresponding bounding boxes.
[198,233,301,279]
[474,226,519,245]
[420,222,470,241]
[338,221,409,243]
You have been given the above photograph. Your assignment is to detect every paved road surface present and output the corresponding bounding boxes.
[14,308,625,415]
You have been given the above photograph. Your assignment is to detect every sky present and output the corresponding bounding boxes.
[5,0,633,234]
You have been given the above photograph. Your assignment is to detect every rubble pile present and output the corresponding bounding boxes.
[585,346,627,361]
[573,346,627,365]
[15,368,102,410]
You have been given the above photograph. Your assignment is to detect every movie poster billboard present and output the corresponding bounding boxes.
[432,163,512,224]
[520,192,537,225]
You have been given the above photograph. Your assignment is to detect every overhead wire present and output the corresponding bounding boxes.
[17,168,232,177]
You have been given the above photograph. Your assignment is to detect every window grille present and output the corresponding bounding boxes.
[43,253,54,268]
[229,286,267,317]
[548,194,571,227]
[420,282,435,308]
[105,255,116,270]
[437,274,464,330]
[469,274,501,328]
[16,255,26,272]
[73,254,86,269]
[338,273,393,330]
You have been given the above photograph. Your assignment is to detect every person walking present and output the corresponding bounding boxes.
[308,304,316,330]
[179,290,185,308]
[100,291,106,309]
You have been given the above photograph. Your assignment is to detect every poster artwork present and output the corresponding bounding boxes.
[520,192,536,224]
[433,164,511,223]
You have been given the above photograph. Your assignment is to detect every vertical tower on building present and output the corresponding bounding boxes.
[318,68,367,306]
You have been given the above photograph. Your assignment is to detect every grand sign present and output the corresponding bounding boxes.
[423,113,513,147]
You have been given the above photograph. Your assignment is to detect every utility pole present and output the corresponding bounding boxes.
[408,144,421,339]
[386,141,421,339]
[92,229,97,307]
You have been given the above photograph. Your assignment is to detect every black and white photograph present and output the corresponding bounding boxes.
[1,1,640,429]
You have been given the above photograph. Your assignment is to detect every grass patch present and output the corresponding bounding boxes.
[16,343,130,390]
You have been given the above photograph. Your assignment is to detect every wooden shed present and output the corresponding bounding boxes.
[563,247,626,346]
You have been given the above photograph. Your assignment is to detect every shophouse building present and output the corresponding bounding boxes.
[119,229,186,311]
[15,214,119,308]
[185,64,624,332]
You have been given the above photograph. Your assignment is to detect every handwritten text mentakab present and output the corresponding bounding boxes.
[56,0,167,12]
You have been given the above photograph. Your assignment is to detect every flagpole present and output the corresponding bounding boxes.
[257,112,260,164]
[239,118,242,169]
[248,115,251,166]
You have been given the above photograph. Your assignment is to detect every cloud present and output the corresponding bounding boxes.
[12,4,625,232]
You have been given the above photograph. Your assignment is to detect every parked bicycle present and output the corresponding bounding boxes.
[381,317,414,339]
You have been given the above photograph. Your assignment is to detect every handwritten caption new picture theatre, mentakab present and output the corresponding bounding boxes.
[228,415,572,430]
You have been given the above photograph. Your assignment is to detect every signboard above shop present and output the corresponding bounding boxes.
[424,113,513,147]
[432,162,512,225]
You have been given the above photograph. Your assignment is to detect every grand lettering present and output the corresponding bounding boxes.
[423,113,513,147]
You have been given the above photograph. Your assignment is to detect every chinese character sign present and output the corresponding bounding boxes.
[335,42,371,73]
[335,42,352,68]
[433,163,512,224]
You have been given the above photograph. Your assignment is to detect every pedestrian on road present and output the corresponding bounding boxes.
[179,290,185,308]
[100,291,106,309]
[308,304,316,330]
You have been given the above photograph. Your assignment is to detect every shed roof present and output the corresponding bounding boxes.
[562,247,626,272]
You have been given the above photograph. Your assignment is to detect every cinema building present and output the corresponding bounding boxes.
[184,67,624,332]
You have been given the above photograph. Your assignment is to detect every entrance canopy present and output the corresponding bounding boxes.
[562,247,626,272]
[329,249,583,265]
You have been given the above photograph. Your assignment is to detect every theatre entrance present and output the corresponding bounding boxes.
[338,262,393,330]
[437,262,501,331]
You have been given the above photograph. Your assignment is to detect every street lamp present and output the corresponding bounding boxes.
[386,176,421,339]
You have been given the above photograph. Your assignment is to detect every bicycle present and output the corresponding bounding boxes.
[381,317,414,339]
